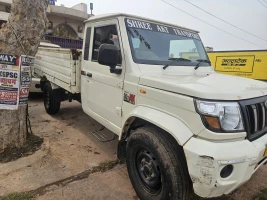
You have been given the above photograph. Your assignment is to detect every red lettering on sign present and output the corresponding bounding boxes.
[20,88,29,98]
[0,78,16,85]
[0,90,18,101]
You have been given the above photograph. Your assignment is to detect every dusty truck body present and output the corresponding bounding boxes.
[30,42,61,93]
[34,13,267,199]
[208,50,267,82]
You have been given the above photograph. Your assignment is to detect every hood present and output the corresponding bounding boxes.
[139,72,267,100]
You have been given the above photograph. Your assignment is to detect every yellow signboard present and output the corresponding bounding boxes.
[180,52,200,60]
[214,56,254,73]
[208,51,267,81]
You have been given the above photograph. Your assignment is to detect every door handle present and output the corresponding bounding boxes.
[87,73,92,78]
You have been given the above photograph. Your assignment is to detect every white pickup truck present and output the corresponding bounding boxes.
[30,42,60,93]
[34,13,267,200]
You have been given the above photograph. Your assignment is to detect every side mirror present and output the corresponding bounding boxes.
[98,44,121,74]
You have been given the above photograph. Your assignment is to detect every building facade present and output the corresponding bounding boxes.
[0,0,91,49]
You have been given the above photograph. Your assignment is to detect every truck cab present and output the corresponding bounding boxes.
[35,13,267,200]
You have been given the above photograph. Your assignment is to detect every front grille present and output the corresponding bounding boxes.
[245,103,267,133]
[239,96,267,141]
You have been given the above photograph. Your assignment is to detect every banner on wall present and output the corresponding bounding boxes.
[19,56,34,106]
[0,54,20,110]
[49,0,56,5]
[0,54,35,110]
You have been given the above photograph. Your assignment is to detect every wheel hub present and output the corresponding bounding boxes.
[140,159,155,181]
[136,149,162,195]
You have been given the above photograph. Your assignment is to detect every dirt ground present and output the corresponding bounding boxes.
[0,96,266,200]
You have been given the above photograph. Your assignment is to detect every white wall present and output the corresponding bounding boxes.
[47,14,85,38]
[0,0,12,5]
[0,1,87,38]
[71,3,87,13]
[0,11,8,21]
[0,4,6,12]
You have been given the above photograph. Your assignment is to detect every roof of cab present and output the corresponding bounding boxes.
[84,13,199,33]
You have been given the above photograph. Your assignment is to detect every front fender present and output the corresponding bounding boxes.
[121,106,193,145]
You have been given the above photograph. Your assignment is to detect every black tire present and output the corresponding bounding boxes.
[126,126,192,200]
[43,82,60,115]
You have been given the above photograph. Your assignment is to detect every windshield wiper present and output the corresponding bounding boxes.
[194,59,211,70]
[163,58,191,70]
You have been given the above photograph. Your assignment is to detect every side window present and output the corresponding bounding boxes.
[92,25,122,64]
[84,27,91,61]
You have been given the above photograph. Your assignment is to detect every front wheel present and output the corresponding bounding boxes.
[126,126,192,200]
[43,82,60,115]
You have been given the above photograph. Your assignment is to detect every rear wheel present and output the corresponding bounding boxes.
[43,82,60,115]
[126,126,191,200]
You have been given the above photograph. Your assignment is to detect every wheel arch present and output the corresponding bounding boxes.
[40,76,62,92]
[117,106,194,159]
[40,75,49,91]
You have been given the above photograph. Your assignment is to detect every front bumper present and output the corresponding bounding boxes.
[184,133,267,198]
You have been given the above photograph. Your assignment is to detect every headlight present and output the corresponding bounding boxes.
[195,100,244,132]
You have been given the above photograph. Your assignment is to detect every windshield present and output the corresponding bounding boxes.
[125,18,210,66]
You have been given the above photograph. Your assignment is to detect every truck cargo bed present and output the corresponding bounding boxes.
[34,47,81,93]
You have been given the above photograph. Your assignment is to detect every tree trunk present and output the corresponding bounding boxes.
[0,0,48,150]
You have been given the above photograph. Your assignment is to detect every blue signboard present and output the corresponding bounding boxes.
[49,0,55,5]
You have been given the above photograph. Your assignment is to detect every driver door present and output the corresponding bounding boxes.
[81,19,124,129]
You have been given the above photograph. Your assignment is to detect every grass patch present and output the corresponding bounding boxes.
[93,160,119,172]
[254,188,267,200]
[0,192,35,200]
